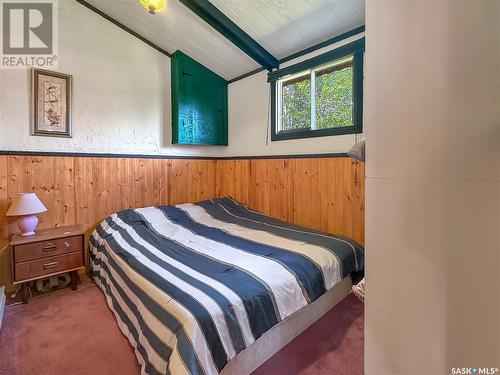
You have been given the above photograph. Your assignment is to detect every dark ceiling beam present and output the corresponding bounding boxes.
[178,0,279,71]
[75,0,172,57]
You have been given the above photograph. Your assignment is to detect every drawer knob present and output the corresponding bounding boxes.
[42,244,57,252]
[43,261,58,269]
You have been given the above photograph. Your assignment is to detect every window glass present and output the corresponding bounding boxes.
[315,57,353,129]
[281,73,311,131]
[270,39,364,142]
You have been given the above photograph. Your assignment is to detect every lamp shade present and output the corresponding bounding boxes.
[6,193,47,217]
[140,0,166,14]
[348,139,365,162]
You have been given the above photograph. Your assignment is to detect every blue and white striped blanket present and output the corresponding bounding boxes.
[89,197,364,375]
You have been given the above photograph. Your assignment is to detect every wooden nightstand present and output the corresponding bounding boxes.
[10,225,85,303]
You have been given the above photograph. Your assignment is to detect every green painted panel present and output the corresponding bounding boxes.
[171,51,228,146]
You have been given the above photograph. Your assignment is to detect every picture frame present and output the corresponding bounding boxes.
[31,68,73,138]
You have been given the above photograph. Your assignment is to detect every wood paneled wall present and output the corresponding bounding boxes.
[215,158,365,243]
[0,155,364,292]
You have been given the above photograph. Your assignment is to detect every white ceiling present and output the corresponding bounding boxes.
[210,0,365,60]
[83,0,364,81]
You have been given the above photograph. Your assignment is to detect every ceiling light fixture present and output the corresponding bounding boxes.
[140,0,166,15]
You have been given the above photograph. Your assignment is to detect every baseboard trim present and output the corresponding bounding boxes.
[0,150,349,160]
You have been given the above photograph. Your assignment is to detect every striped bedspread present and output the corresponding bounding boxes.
[89,197,364,375]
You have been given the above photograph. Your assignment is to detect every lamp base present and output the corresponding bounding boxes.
[17,215,39,237]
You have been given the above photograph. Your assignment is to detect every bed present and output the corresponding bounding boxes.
[89,197,364,375]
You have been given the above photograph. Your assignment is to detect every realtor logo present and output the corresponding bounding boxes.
[1,0,58,68]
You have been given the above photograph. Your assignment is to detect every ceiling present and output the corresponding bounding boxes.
[210,0,364,60]
[83,0,365,81]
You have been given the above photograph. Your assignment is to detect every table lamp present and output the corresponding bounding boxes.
[6,192,47,236]
[348,139,365,162]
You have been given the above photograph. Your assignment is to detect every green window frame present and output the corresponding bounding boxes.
[269,38,364,141]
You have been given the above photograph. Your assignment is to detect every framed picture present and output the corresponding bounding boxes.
[31,68,72,137]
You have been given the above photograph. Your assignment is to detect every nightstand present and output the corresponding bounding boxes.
[10,225,85,303]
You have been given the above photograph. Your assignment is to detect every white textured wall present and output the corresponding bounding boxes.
[365,1,499,374]
[0,0,222,157]
[223,33,365,157]
[0,1,363,157]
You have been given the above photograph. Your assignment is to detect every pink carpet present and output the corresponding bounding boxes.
[0,280,363,375]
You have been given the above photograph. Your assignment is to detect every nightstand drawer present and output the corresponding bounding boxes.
[14,252,84,281]
[14,236,83,263]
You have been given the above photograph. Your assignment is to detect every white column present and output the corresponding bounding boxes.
[365,1,500,374]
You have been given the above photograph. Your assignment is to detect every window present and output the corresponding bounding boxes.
[270,38,364,141]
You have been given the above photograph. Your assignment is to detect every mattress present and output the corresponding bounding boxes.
[89,197,364,375]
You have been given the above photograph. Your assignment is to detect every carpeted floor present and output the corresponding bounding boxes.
[0,279,363,375]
